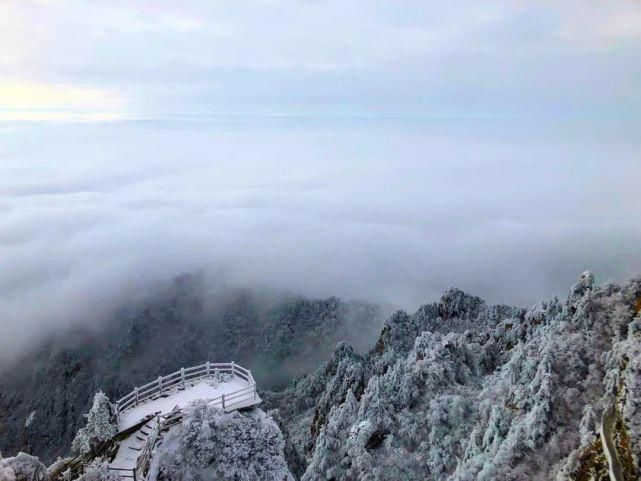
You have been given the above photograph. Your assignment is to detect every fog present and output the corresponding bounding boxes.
[1,0,641,363]
[1,116,640,363]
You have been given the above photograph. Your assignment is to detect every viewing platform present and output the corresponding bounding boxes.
[114,361,260,431]
[108,362,261,480]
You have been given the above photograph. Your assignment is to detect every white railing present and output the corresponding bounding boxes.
[107,362,259,481]
[114,361,257,422]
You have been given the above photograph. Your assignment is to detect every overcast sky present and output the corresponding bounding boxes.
[2,0,641,119]
[1,0,641,362]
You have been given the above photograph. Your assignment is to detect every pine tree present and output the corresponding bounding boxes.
[71,392,117,456]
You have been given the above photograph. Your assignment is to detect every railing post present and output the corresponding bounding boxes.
[206,361,211,377]
[135,387,139,407]
[231,361,235,375]
[181,367,185,389]
[158,376,163,394]
[133,467,137,481]
[222,394,225,410]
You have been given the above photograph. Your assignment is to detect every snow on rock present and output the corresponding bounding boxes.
[24,412,36,428]
[0,453,49,481]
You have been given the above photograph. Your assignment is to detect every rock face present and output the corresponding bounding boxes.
[0,453,49,481]
[0,275,384,463]
[267,274,641,481]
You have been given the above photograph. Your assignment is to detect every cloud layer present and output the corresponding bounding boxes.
[1,1,641,362]
[1,117,641,363]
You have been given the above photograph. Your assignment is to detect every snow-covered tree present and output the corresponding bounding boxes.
[157,403,293,481]
[0,453,49,481]
[270,273,641,481]
[71,392,117,456]
[77,460,119,481]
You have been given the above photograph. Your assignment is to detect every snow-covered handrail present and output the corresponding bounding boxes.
[134,415,161,481]
[114,362,257,420]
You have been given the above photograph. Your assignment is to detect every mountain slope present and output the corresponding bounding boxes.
[266,273,641,480]
[0,275,384,464]
[2,272,640,480]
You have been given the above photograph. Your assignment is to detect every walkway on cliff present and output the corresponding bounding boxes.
[108,362,261,480]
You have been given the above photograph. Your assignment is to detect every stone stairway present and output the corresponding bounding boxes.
[109,419,160,477]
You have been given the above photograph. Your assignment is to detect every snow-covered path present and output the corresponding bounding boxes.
[117,377,250,432]
[110,422,154,470]
[600,404,624,481]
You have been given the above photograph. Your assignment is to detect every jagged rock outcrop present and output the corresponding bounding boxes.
[267,273,641,481]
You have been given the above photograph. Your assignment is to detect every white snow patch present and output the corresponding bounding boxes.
[24,411,36,428]
[146,424,183,481]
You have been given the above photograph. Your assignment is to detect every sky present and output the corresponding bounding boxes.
[2,0,641,119]
[1,0,641,362]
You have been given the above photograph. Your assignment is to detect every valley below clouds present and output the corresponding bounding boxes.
[1,116,640,363]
